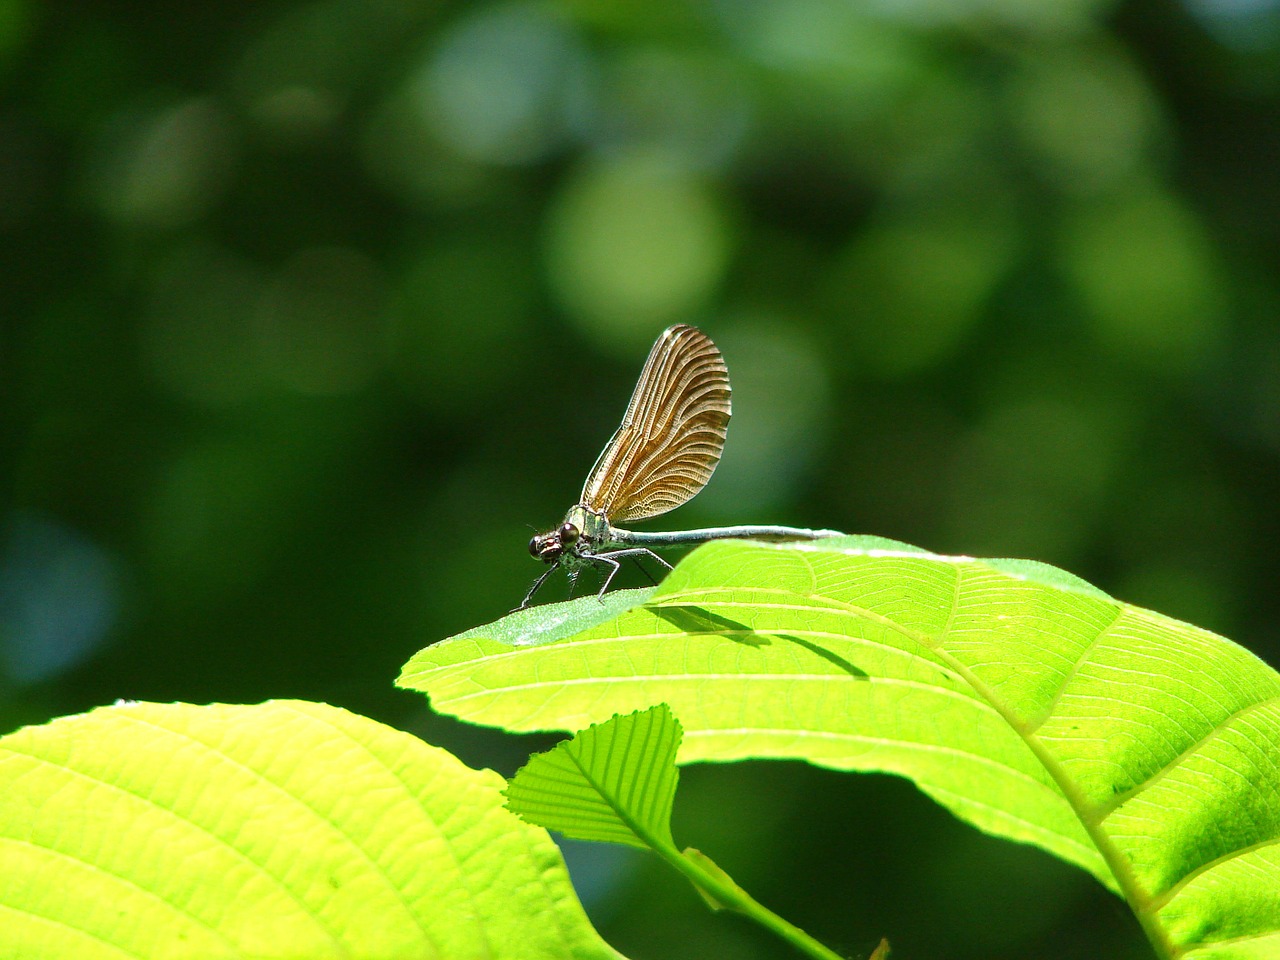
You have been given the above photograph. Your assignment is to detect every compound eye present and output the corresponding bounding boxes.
[559,522,580,545]
[528,535,542,558]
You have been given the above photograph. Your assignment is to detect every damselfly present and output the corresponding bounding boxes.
[521,325,842,608]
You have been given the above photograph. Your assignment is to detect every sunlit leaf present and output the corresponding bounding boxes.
[0,700,622,960]
[506,704,680,850]
[400,537,1280,958]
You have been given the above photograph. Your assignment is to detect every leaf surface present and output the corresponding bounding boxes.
[506,705,681,850]
[400,537,1280,959]
[0,700,622,960]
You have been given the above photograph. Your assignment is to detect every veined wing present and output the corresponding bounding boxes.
[580,325,731,523]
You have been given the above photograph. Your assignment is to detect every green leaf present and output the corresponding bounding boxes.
[454,587,655,648]
[400,539,1280,959]
[506,704,680,851]
[0,700,623,960]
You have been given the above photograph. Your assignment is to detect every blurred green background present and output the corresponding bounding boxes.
[3,0,1278,956]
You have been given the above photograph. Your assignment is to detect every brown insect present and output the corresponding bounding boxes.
[522,325,839,608]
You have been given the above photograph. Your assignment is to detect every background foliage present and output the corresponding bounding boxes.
[3,0,1279,957]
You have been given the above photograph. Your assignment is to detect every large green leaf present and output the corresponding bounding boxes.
[0,700,622,960]
[399,537,1280,960]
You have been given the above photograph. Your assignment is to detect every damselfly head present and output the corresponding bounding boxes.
[529,521,580,564]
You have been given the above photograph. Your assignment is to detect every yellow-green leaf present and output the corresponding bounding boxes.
[0,700,623,960]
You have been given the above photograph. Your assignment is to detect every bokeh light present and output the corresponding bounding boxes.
[1058,183,1225,372]
[418,3,587,166]
[85,97,238,229]
[545,150,733,351]
[0,511,120,685]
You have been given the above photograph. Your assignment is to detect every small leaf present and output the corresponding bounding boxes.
[506,705,681,851]
[0,700,623,960]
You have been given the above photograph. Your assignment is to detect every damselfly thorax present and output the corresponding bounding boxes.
[521,325,841,608]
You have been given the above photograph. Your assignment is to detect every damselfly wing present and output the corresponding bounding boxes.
[579,324,730,522]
